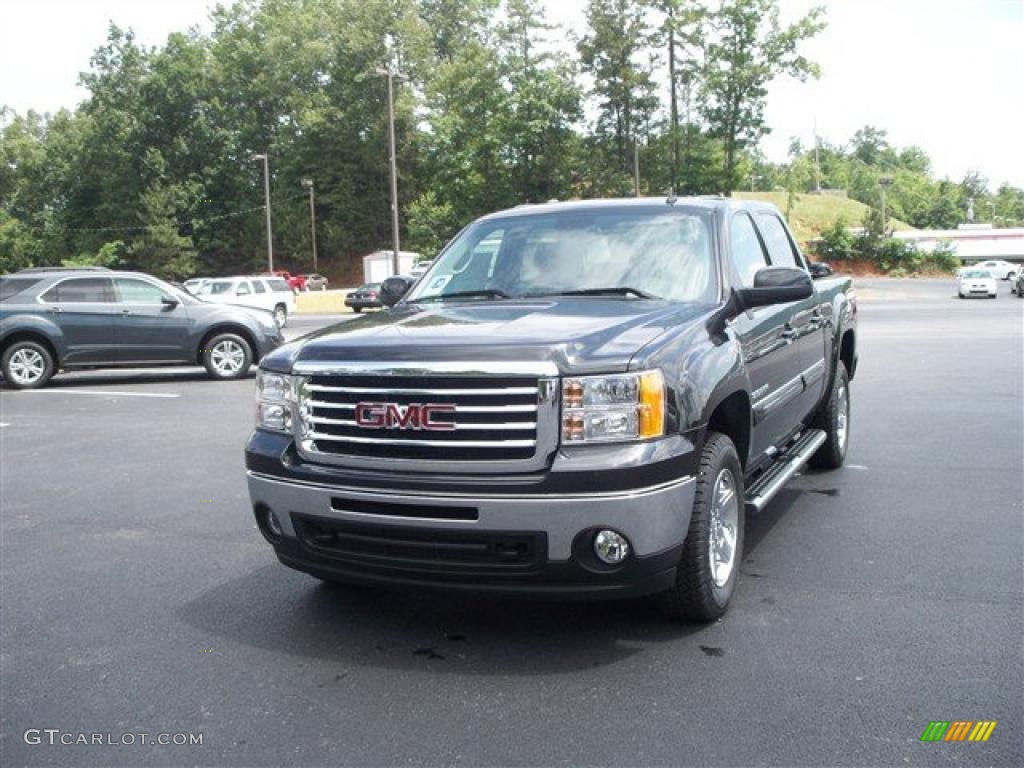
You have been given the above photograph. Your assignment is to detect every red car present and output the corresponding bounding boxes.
[268,270,305,292]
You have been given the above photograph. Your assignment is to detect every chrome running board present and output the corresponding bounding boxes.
[744,429,827,514]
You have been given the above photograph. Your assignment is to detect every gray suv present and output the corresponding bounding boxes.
[0,268,283,389]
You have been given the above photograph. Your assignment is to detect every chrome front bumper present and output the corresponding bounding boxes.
[246,470,695,561]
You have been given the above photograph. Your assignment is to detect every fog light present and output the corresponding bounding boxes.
[594,529,630,564]
[266,509,283,538]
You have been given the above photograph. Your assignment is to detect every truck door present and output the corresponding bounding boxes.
[727,212,806,457]
[753,212,827,420]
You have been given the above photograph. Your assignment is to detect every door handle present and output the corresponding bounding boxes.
[48,306,62,314]
[121,309,132,316]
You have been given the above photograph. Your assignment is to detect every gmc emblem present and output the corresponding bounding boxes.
[354,402,456,431]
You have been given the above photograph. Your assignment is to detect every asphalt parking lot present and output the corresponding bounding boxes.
[1,278,1021,767]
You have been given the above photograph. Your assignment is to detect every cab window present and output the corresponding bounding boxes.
[730,214,769,288]
[756,214,803,270]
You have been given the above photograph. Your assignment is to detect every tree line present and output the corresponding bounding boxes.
[1,0,1021,281]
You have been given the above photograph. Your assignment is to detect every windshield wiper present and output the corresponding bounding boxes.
[531,287,660,300]
[411,289,510,303]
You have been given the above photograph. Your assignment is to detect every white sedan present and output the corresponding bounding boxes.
[957,269,998,299]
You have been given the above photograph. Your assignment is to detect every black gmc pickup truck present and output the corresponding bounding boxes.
[246,197,857,620]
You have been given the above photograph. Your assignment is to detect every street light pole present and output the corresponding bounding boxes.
[371,66,406,277]
[252,153,273,272]
[301,178,317,271]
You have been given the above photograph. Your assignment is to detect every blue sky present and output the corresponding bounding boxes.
[2,0,1021,187]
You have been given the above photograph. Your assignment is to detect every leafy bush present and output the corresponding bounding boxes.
[815,216,855,261]
[922,241,959,273]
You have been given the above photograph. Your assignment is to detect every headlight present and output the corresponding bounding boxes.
[562,370,665,443]
[256,371,299,432]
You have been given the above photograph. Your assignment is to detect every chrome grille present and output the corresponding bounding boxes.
[293,362,559,473]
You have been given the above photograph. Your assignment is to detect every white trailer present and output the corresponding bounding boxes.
[362,250,421,284]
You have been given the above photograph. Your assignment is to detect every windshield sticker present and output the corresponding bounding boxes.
[423,274,452,295]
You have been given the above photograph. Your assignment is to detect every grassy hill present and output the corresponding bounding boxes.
[733,191,914,243]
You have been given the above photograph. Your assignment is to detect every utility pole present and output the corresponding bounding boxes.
[879,176,893,235]
[634,136,641,197]
[371,66,407,277]
[301,178,317,271]
[252,153,273,272]
[813,117,822,192]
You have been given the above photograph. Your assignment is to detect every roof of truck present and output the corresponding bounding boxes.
[480,195,780,221]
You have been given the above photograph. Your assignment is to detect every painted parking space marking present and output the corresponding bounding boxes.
[22,390,181,399]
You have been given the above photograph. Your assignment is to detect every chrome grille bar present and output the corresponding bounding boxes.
[306,415,537,430]
[306,432,537,448]
[307,400,537,413]
[306,384,538,396]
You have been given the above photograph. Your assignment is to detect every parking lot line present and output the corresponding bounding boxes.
[22,389,181,399]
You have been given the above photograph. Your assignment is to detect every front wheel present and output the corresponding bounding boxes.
[2,340,55,389]
[273,304,288,328]
[809,361,850,469]
[351,307,362,314]
[202,334,252,380]
[658,432,744,622]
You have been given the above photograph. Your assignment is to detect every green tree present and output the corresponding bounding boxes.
[578,0,659,189]
[700,0,824,193]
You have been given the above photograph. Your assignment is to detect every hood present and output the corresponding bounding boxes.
[263,298,711,374]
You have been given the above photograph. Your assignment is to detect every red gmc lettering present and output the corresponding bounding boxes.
[354,402,456,431]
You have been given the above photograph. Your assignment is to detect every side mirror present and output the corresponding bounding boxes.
[380,275,414,307]
[808,262,833,279]
[161,295,180,308]
[737,267,813,311]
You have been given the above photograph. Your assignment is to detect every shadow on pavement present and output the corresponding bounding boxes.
[179,563,713,676]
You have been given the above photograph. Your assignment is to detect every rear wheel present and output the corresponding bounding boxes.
[809,361,850,470]
[658,432,744,622]
[352,307,362,314]
[2,340,55,389]
[273,304,288,328]
[202,333,252,380]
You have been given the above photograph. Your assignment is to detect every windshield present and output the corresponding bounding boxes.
[963,270,990,279]
[405,207,717,304]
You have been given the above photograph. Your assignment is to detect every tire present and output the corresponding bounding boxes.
[2,340,55,389]
[273,304,288,328]
[658,432,745,622]
[809,361,850,470]
[202,333,252,380]
[352,307,362,314]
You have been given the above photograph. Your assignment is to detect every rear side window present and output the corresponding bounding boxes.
[756,214,802,270]
[0,278,42,302]
[252,279,267,294]
[729,214,769,288]
[40,277,113,303]
[266,278,290,292]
